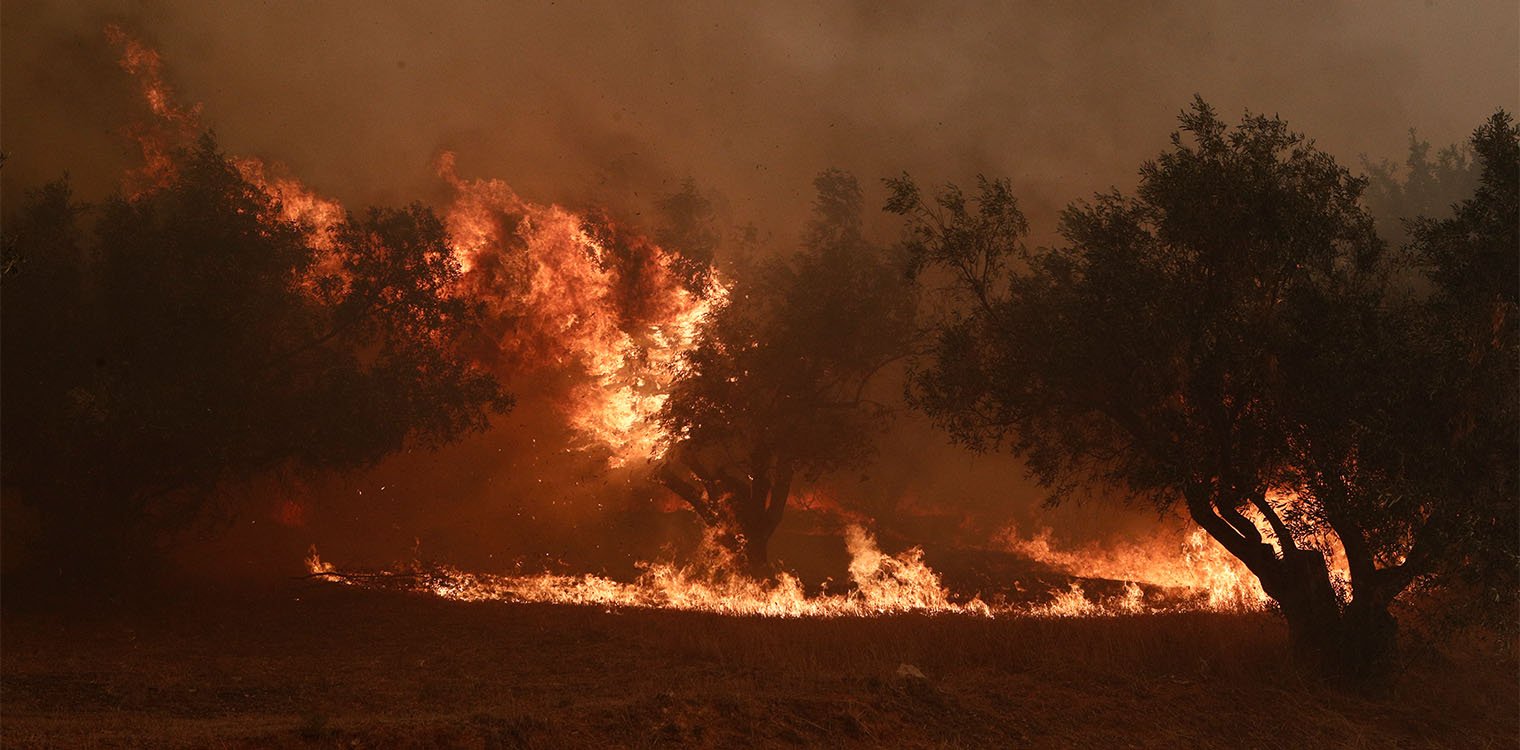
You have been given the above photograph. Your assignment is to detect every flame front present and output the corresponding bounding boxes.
[306,526,995,618]
[1002,525,1270,611]
[306,524,1274,619]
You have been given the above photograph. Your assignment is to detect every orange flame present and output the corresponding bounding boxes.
[305,522,1271,619]
[307,525,993,618]
[105,25,202,197]
[110,28,1317,619]
[999,492,1351,612]
[437,153,722,465]
[1001,525,1270,611]
[107,27,720,466]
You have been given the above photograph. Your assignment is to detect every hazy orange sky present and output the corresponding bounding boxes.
[5,1,1516,235]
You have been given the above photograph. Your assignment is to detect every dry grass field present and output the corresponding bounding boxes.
[3,579,1514,749]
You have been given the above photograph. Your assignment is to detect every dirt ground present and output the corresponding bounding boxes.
[2,581,1515,749]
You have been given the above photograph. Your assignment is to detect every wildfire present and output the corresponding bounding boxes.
[306,523,1272,619]
[305,526,991,618]
[105,25,202,197]
[1001,524,1270,611]
[108,28,720,466]
[437,153,722,466]
[107,28,345,277]
[230,157,346,250]
[110,28,1302,622]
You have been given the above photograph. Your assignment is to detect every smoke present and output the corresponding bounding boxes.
[4,1,1516,576]
[8,2,1517,223]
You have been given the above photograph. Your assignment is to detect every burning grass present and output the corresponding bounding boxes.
[304,524,1275,620]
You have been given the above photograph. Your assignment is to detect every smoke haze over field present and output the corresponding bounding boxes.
[6,1,1517,227]
[3,1,1517,574]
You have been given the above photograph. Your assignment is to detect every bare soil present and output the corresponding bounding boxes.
[3,581,1515,748]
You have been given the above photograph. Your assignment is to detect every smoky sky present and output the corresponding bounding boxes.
[3,1,1517,569]
[5,1,1516,230]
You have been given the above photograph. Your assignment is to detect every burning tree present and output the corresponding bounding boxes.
[655,170,917,572]
[890,100,1518,678]
[0,136,511,576]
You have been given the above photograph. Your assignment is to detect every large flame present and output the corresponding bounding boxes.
[104,25,202,198]
[107,28,719,466]
[436,153,721,466]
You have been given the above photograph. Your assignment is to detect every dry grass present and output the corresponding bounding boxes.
[3,581,1514,748]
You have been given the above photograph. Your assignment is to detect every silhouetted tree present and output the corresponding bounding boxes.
[891,100,1518,679]
[655,178,722,295]
[0,136,511,576]
[656,170,916,572]
[1395,111,1520,622]
[1361,131,1476,248]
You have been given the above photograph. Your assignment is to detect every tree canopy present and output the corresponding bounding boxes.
[0,136,511,569]
[892,100,1518,677]
[1361,131,1477,248]
[656,169,917,570]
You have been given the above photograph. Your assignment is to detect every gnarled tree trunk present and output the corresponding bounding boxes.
[1185,485,1403,681]
[657,443,795,576]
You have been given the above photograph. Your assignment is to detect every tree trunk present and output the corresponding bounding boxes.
[1270,548,1398,682]
[656,444,791,578]
[1270,548,1341,659]
[1184,487,1400,682]
[732,501,780,577]
[740,524,773,577]
[1337,599,1399,681]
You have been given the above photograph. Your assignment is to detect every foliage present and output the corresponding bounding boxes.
[654,178,723,295]
[892,99,1518,677]
[1398,111,1519,618]
[656,170,917,567]
[1361,132,1477,248]
[0,135,510,563]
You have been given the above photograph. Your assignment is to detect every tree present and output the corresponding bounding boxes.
[654,178,723,295]
[1395,112,1520,622]
[1361,131,1477,248]
[891,100,1517,678]
[0,136,511,575]
[655,170,916,572]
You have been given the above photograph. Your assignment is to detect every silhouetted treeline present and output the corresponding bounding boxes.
[2,100,1515,688]
[1,136,510,578]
